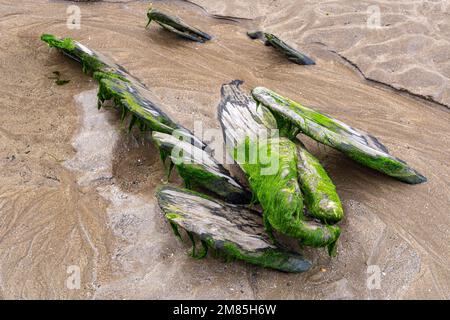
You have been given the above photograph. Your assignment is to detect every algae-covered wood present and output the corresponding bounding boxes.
[247,31,315,65]
[252,87,427,184]
[156,185,312,273]
[218,81,340,255]
[296,141,343,224]
[152,132,251,204]
[147,8,212,43]
[41,34,204,148]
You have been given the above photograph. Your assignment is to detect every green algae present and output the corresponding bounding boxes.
[252,87,427,184]
[96,77,176,134]
[238,137,304,219]
[296,141,344,224]
[146,8,212,43]
[247,31,315,65]
[41,34,120,79]
[41,34,75,51]
[157,185,312,272]
[237,137,341,255]
[152,131,252,204]
[219,81,340,255]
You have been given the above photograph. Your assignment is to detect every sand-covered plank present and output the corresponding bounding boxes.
[296,141,343,224]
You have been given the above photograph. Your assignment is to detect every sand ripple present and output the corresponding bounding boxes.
[0,0,449,299]
[191,0,450,107]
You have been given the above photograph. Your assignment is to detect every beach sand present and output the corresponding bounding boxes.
[0,0,449,299]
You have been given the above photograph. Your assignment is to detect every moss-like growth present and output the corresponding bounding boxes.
[157,185,312,272]
[97,77,176,134]
[146,8,212,43]
[252,87,427,184]
[247,31,315,65]
[41,34,75,51]
[238,137,340,255]
[41,34,121,79]
[296,141,343,224]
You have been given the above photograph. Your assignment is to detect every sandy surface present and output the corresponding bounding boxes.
[0,0,449,299]
[191,0,450,108]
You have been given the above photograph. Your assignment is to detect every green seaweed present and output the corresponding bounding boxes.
[220,242,307,271]
[296,141,344,224]
[41,34,75,51]
[219,81,340,255]
[96,77,176,134]
[169,221,182,239]
[237,137,340,255]
[252,87,427,184]
[41,34,121,79]
[41,34,177,133]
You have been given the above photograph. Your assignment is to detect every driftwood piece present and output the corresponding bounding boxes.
[295,140,344,224]
[248,31,315,65]
[147,8,212,43]
[218,81,340,255]
[157,185,312,272]
[152,132,251,204]
[252,87,427,184]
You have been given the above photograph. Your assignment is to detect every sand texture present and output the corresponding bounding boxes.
[0,0,449,299]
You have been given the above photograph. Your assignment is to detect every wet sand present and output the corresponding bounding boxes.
[191,0,450,108]
[0,0,449,299]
